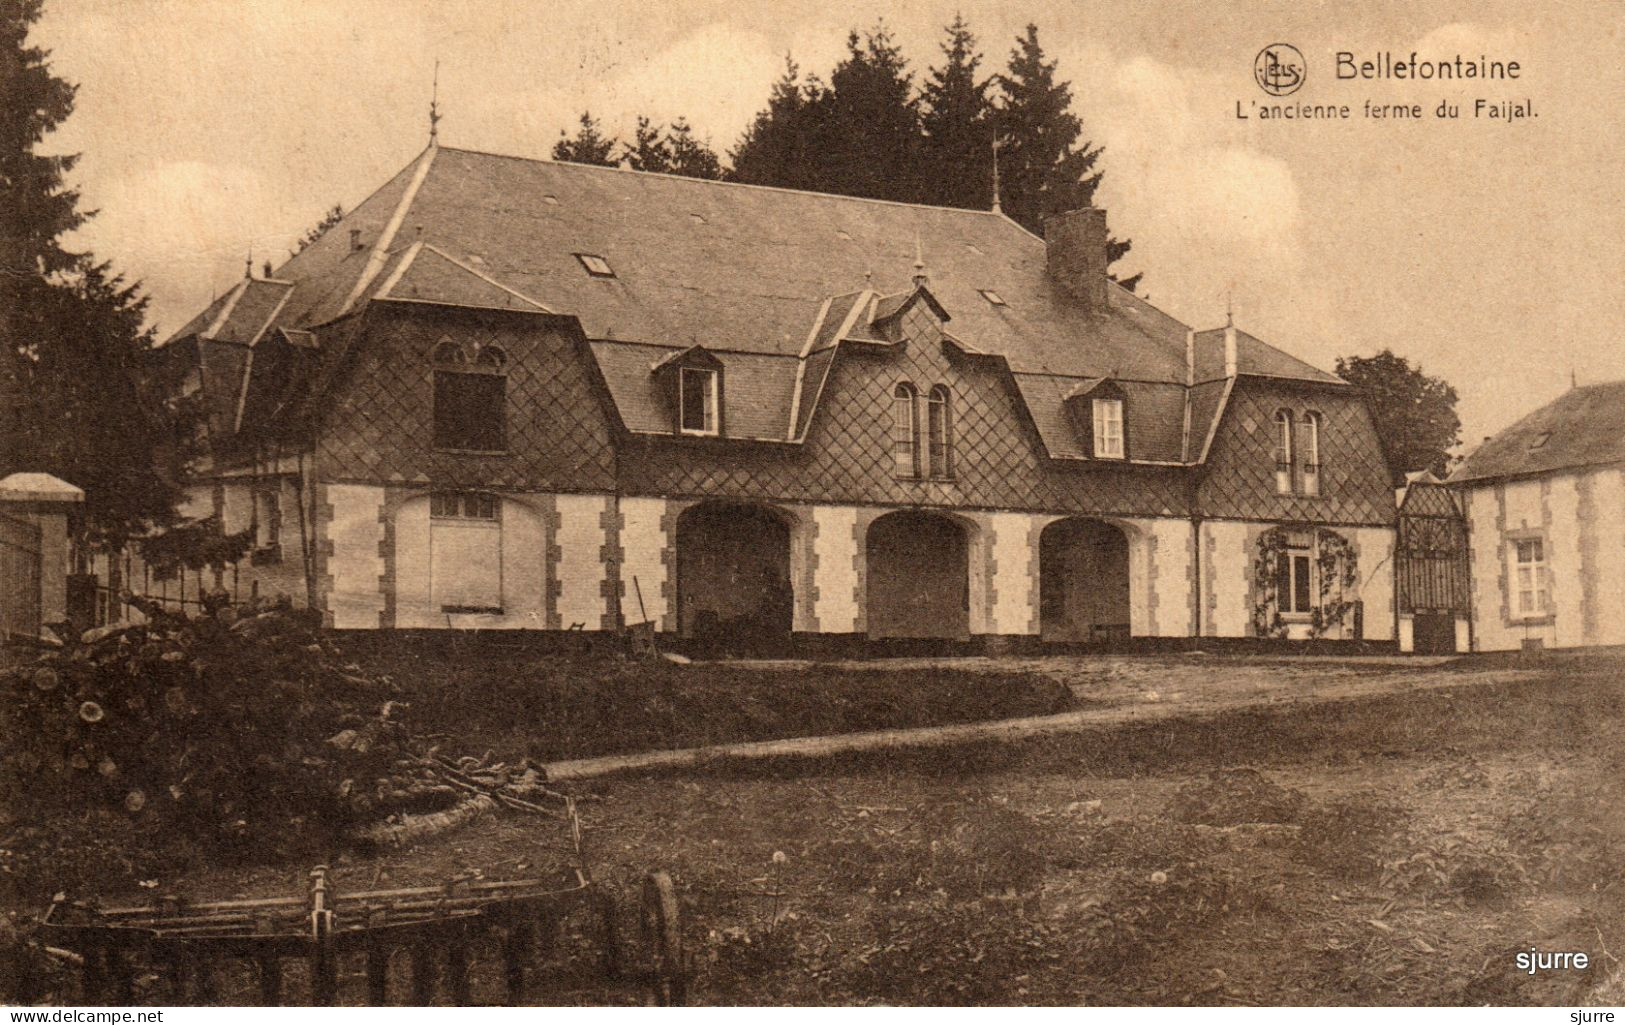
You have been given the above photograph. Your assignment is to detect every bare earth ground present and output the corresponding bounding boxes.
[35,652,1625,1005]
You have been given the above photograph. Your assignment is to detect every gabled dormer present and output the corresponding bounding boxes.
[651,345,724,437]
[1064,377,1129,460]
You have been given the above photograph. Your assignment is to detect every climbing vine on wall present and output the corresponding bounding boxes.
[1250,526,1360,639]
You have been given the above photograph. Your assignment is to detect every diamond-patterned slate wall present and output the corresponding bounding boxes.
[311,306,617,493]
[621,304,1190,517]
[1196,380,1394,526]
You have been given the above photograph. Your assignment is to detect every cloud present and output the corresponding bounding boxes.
[1054,46,1321,339]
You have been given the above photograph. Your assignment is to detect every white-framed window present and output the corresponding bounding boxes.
[1277,530,1316,617]
[1511,537,1548,618]
[1092,398,1124,459]
[1301,411,1322,497]
[892,382,919,478]
[679,367,718,436]
[1274,410,1295,494]
[927,385,954,479]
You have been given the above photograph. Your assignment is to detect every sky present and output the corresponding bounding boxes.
[33,0,1625,446]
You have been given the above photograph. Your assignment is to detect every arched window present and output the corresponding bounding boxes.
[432,340,466,367]
[1301,411,1322,497]
[927,385,954,479]
[892,382,919,478]
[475,344,507,371]
[432,338,506,451]
[1273,410,1295,495]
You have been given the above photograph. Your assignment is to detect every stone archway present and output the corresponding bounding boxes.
[674,502,794,646]
[1038,517,1131,643]
[865,510,970,640]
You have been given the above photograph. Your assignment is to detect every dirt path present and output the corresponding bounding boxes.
[546,656,1535,781]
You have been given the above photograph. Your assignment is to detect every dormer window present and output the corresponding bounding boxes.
[1529,431,1552,450]
[1092,398,1124,459]
[978,289,1007,307]
[574,253,615,278]
[679,367,718,435]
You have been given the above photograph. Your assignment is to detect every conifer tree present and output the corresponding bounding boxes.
[920,14,994,210]
[997,24,1139,290]
[665,118,722,180]
[551,111,619,166]
[623,116,672,172]
[819,23,923,202]
[1,0,188,558]
[730,57,826,193]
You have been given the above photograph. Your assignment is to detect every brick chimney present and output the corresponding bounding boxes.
[1043,208,1109,312]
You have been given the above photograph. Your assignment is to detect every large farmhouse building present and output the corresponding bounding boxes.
[150,140,1397,649]
[1448,382,1625,652]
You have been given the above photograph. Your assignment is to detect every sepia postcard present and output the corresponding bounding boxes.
[1,0,1622,1016]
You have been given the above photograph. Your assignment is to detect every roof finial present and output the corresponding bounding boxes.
[1571,366,1578,390]
[990,132,1003,214]
[912,232,928,288]
[1225,287,1234,328]
[428,59,442,144]
[245,247,253,279]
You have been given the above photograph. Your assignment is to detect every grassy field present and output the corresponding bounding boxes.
[19,649,1623,1006]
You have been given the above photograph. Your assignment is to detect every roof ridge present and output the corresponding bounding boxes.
[435,144,1013,219]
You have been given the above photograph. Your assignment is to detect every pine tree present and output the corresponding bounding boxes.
[920,14,994,210]
[665,118,721,180]
[820,23,923,202]
[551,111,618,166]
[997,24,1139,290]
[295,204,344,254]
[730,56,825,192]
[622,117,721,179]
[623,116,672,172]
[1,0,188,556]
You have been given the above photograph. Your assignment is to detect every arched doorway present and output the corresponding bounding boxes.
[865,510,969,640]
[1039,518,1130,643]
[674,502,793,647]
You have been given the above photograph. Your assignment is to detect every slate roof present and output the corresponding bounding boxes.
[1450,381,1625,484]
[164,142,1347,464]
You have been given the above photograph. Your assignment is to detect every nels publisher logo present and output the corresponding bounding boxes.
[1254,43,1306,96]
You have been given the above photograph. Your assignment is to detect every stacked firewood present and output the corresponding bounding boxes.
[0,594,413,850]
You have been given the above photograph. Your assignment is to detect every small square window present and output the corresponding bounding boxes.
[574,253,615,278]
[679,367,718,435]
[978,289,1006,307]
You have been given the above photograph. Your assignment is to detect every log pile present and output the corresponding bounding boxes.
[0,594,568,860]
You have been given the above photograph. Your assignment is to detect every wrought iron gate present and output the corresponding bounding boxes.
[1395,480,1469,653]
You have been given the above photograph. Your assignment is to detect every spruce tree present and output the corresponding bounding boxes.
[820,23,923,202]
[665,118,721,180]
[623,116,672,172]
[730,57,825,193]
[920,14,994,210]
[1,0,187,559]
[997,24,1139,290]
[551,111,619,166]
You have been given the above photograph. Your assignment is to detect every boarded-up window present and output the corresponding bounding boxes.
[433,371,505,451]
[431,491,502,613]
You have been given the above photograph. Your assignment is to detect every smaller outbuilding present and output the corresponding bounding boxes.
[1449,381,1625,652]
